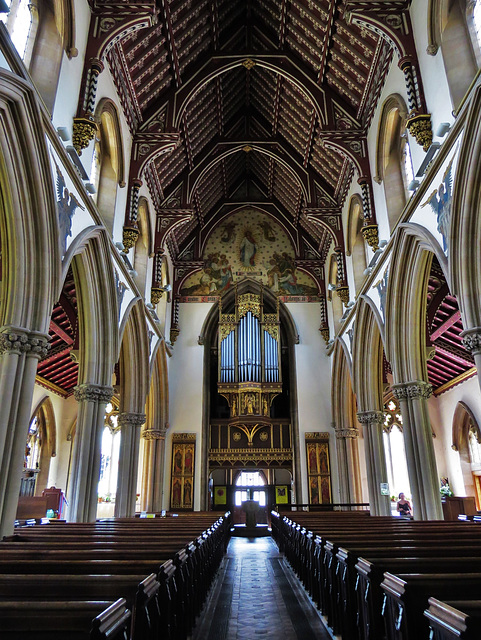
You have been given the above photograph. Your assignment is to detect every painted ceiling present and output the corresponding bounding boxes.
[105,0,400,272]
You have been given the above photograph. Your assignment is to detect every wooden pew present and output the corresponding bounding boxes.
[354,554,481,640]
[0,597,131,640]
[274,511,481,640]
[0,512,231,639]
[424,598,481,640]
[381,573,481,640]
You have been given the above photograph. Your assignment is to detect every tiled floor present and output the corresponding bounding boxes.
[193,537,333,640]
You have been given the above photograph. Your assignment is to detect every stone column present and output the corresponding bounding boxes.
[0,327,50,538]
[391,381,443,520]
[462,329,481,391]
[69,383,114,522]
[140,424,167,512]
[357,411,391,516]
[115,412,146,517]
[335,426,362,507]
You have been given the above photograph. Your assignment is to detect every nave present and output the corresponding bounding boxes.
[193,537,330,640]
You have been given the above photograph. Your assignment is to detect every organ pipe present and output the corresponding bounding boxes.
[218,292,282,415]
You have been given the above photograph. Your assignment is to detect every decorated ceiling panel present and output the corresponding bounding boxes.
[96,1,428,284]
[179,208,319,301]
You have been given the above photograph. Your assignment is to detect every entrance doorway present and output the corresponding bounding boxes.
[233,471,267,524]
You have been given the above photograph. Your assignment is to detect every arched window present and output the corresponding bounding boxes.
[97,402,120,516]
[429,0,478,109]
[383,397,411,506]
[2,0,75,111]
[328,253,344,332]
[1,0,36,63]
[376,95,410,231]
[346,194,368,296]
[133,197,152,296]
[21,399,56,498]
[234,471,266,506]
[452,401,481,507]
[91,99,125,235]
[376,94,413,229]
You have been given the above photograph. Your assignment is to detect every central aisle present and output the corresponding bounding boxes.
[194,536,332,640]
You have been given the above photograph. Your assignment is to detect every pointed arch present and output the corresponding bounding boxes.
[0,70,59,333]
[352,296,385,412]
[331,338,363,504]
[92,98,126,234]
[429,0,478,109]
[375,94,410,231]
[63,230,119,385]
[28,396,57,494]
[118,301,150,414]
[346,194,368,295]
[327,253,344,332]
[452,401,481,506]
[450,81,481,330]
[140,341,169,512]
[385,223,449,382]
[133,196,152,296]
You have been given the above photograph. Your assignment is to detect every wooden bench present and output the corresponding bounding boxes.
[381,573,481,640]
[424,597,481,640]
[0,512,231,639]
[0,597,131,640]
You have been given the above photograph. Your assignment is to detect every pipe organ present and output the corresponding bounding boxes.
[218,291,282,418]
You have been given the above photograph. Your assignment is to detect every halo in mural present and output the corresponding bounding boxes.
[179,208,320,301]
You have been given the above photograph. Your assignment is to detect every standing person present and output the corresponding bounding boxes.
[397,492,412,517]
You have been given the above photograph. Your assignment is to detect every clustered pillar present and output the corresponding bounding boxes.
[391,381,443,520]
[357,411,391,516]
[335,425,362,507]
[69,383,114,522]
[115,412,146,517]
[141,425,167,513]
[0,327,50,537]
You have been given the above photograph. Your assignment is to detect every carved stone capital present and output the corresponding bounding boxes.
[461,329,481,356]
[335,428,359,439]
[142,428,165,440]
[357,411,384,425]
[391,380,433,400]
[0,327,50,358]
[118,412,146,428]
[74,383,114,404]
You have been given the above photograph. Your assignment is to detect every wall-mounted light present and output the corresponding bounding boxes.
[327,283,337,291]
[436,122,451,137]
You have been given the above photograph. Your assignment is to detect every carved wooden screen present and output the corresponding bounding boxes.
[170,434,195,511]
[305,433,331,505]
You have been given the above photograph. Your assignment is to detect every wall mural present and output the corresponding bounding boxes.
[179,208,320,301]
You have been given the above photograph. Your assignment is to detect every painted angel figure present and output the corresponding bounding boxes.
[422,158,453,254]
[56,164,84,256]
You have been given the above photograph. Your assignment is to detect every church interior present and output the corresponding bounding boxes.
[2,0,481,637]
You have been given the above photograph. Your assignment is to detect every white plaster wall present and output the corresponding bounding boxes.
[164,302,214,510]
[51,0,91,133]
[410,1,456,130]
[429,376,481,498]
[287,303,337,503]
